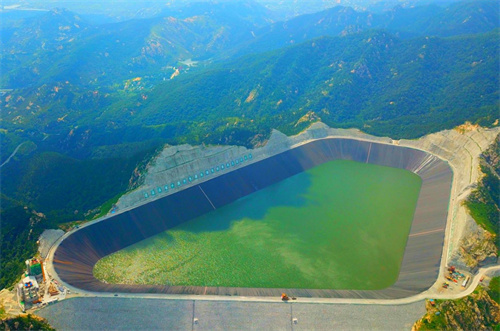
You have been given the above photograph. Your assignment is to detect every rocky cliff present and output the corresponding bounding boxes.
[413,281,500,330]
[452,134,500,270]
[452,219,498,270]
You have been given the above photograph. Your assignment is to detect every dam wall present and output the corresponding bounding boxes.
[54,137,453,299]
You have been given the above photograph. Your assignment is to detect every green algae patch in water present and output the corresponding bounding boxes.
[94,160,422,290]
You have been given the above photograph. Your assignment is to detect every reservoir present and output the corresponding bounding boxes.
[94,160,422,290]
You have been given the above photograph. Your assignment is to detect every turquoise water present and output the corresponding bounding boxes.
[94,160,422,290]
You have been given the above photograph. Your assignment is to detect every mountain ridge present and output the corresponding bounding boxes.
[3,28,496,159]
[228,0,499,58]
[1,1,498,89]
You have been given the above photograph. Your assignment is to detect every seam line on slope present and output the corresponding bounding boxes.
[199,185,216,210]
[366,142,372,163]
[191,300,195,331]
[409,228,445,237]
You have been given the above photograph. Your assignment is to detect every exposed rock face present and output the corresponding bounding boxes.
[449,218,498,270]
[413,287,500,331]
[483,134,500,171]
[449,133,500,270]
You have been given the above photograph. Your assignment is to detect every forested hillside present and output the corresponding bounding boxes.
[2,29,498,154]
[123,29,498,143]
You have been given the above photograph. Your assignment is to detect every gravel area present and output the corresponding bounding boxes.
[0,289,23,317]
[37,297,426,330]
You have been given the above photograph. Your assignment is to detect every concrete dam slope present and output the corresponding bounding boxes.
[53,138,452,299]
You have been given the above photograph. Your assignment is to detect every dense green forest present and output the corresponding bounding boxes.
[0,314,55,331]
[1,144,157,223]
[0,143,157,289]
[2,29,498,154]
[1,1,498,157]
[123,29,498,143]
[0,206,42,289]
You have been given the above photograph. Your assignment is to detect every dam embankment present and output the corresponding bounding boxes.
[53,137,452,299]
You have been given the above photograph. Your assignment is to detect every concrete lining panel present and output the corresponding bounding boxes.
[37,297,427,330]
[193,301,291,331]
[37,297,194,331]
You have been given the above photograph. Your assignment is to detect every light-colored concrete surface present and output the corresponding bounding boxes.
[35,266,499,329]
[36,297,427,331]
[291,302,425,331]
[194,301,292,331]
[37,297,194,330]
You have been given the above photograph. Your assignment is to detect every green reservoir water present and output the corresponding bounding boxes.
[94,160,422,290]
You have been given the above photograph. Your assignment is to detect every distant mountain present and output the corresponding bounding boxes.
[230,6,371,57]
[231,1,499,57]
[2,1,497,89]
[159,0,276,27]
[1,8,90,50]
[384,1,500,37]
[0,8,93,87]
[0,0,189,23]
[4,29,496,154]
[0,1,275,88]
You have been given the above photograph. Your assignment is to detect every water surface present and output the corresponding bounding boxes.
[94,160,422,290]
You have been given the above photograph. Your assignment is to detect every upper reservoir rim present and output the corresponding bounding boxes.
[49,134,454,300]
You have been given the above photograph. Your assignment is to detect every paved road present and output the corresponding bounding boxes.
[0,142,27,168]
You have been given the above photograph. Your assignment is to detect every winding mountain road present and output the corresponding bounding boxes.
[1,142,27,168]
